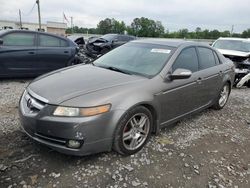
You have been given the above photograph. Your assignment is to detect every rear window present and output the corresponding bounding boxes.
[39,34,68,47]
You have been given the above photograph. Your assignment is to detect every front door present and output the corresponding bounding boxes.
[158,47,203,124]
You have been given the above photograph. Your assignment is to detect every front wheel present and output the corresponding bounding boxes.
[113,106,153,155]
[212,83,230,110]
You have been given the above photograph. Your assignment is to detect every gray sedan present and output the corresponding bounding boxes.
[19,39,235,156]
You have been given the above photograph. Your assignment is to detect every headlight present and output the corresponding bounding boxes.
[53,104,111,117]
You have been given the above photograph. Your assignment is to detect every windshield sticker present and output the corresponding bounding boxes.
[151,49,171,54]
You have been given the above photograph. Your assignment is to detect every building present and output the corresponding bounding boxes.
[0,20,67,35]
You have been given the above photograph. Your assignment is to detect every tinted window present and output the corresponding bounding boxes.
[198,47,216,69]
[2,33,35,46]
[172,47,198,72]
[39,35,68,47]
[118,36,127,41]
[101,34,117,41]
[213,51,220,65]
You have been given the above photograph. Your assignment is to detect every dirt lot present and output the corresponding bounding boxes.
[0,79,250,188]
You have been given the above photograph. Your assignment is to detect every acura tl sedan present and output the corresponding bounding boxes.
[19,39,235,156]
[0,30,78,77]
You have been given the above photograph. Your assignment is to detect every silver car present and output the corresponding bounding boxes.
[19,39,235,156]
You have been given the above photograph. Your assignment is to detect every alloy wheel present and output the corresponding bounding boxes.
[219,84,230,107]
[122,113,150,151]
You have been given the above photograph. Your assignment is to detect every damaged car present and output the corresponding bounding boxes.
[19,40,234,156]
[213,37,250,88]
[67,35,85,48]
[85,34,136,56]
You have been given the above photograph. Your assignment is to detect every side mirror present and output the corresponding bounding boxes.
[0,39,3,45]
[167,68,192,81]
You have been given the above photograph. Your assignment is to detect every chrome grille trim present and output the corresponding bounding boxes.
[27,89,49,103]
[23,90,46,111]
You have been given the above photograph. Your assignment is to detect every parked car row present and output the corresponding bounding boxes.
[0,29,237,156]
[0,30,136,77]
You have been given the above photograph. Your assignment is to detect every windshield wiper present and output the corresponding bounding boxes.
[104,66,131,75]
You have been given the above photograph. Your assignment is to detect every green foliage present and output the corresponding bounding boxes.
[96,18,126,34]
[128,17,165,37]
[66,26,98,34]
[66,17,250,39]
[242,29,250,38]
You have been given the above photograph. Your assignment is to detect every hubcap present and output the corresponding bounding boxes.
[122,113,150,151]
[219,85,229,107]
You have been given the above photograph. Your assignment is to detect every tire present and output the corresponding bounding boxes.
[212,83,230,110]
[113,106,153,156]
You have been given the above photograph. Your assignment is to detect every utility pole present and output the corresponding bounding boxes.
[70,16,73,34]
[36,0,42,31]
[19,9,22,29]
[230,25,234,36]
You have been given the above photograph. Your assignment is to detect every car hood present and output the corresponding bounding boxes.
[217,49,250,57]
[28,65,145,105]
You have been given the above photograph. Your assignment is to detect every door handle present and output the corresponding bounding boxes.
[28,51,35,54]
[219,71,223,76]
[64,51,69,53]
[196,77,202,84]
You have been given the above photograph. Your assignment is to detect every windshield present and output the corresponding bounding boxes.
[94,42,174,77]
[101,34,117,41]
[213,40,250,52]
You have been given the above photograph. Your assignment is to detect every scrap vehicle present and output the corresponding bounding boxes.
[213,37,250,88]
[19,39,235,156]
[0,30,80,77]
[69,33,136,64]
[85,33,136,56]
[67,35,85,48]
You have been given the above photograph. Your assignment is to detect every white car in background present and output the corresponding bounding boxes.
[212,37,250,88]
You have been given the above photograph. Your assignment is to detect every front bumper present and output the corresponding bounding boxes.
[19,90,124,156]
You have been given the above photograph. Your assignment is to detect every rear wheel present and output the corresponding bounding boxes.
[212,83,230,110]
[113,106,153,155]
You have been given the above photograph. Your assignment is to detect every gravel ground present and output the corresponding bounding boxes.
[0,79,250,188]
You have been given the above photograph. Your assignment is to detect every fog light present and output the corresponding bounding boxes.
[67,140,81,149]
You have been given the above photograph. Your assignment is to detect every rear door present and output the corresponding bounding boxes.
[196,47,223,105]
[0,31,37,77]
[36,34,72,74]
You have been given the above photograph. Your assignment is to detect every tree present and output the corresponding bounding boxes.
[242,29,250,38]
[129,17,164,37]
[97,18,126,34]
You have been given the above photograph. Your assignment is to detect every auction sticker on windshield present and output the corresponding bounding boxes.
[151,49,171,54]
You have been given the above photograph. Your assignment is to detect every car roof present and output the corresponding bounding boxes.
[217,37,250,42]
[0,29,67,40]
[131,39,208,48]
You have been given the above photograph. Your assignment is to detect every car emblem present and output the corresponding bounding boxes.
[27,98,33,109]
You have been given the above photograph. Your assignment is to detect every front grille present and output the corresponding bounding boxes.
[23,91,46,113]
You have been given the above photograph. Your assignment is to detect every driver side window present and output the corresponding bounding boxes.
[172,47,199,72]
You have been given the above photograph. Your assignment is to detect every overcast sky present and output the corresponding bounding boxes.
[0,0,249,33]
